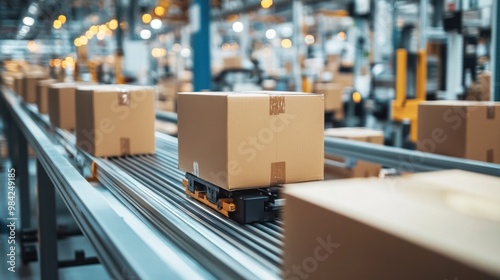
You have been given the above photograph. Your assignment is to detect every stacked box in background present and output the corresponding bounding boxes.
[23,72,48,103]
[36,79,57,114]
[75,85,155,157]
[283,170,500,279]
[313,83,343,113]
[324,127,384,179]
[465,71,491,101]
[48,82,96,130]
[417,101,500,163]
[178,91,325,190]
[13,73,24,95]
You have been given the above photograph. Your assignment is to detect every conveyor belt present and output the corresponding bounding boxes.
[21,98,283,279]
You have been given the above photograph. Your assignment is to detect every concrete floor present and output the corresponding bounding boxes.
[0,151,110,279]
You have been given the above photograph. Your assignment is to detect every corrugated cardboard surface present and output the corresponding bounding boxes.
[48,84,78,130]
[22,73,47,103]
[324,128,384,179]
[418,101,500,163]
[283,170,500,279]
[36,79,56,114]
[314,83,343,112]
[75,85,155,157]
[178,92,324,190]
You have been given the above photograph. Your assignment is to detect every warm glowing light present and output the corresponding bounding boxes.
[230,42,239,51]
[99,25,108,33]
[281,38,292,48]
[151,48,167,57]
[150,19,162,29]
[261,0,273,9]
[85,30,94,39]
[221,43,230,51]
[53,59,62,67]
[109,19,118,30]
[140,29,151,40]
[172,43,181,52]
[27,41,39,52]
[74,38,82,47]
[61,60,67,69]
[232,21,243,32]
[49,60,55,67]
[90,25,98,33]
[337,31,347,41]
[154,6,165,16]
[304,34,315,45]
[105,28,112,36]
[23,17,34,26]
[65,57,74,64]
[352,91,362,103]
[80,36,88,45]
[96,31,105,40]
[142,13,152,23]
[53,20,62,29]
[58,15,66,24]
[265,29,276,39]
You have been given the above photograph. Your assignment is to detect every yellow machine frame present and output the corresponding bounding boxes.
[391,48,427,142]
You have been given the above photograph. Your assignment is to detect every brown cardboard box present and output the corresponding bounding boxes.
[75,85,155,157]
[335,72,354,87]
[22,72,48,103]
[48,82,93,130]
[417,101,500,163]
[223,56,242,69]
[178,91,324,190]
[13,73,24,95]
[157,99,176,112]
[36,79,56,114]
[324,128,384,179]
[313,83,343,112]
[465,72,491,101]
[283,170,500,280]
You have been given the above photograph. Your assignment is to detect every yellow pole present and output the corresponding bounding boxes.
[416,49,427,101]
[395,49,407,106]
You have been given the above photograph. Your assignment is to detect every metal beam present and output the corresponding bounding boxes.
[190,0,212,91]
[493,0,500,101]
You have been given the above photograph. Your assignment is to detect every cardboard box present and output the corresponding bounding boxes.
[23,72,48,103]
[48,83,91,130]
[335,72,354,87]
[36,79,56,114]
[157,99,176,112]
[324,128,384,179]
[223,56,242,69]
[283,170,500,279]
[314,83,343,112]
[13,74,24,95]
[75,85,155,157]
[417,101,500,163]
[178,91,324,190]
[465,72,491,101]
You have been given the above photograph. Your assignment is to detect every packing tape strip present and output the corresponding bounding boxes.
[117,89,130,106]
[270,161,286,185]
[269,95,285,115]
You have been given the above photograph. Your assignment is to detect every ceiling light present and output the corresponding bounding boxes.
[150,19,162,29]
[142,13,152,24]
[23,17,34,26]
[232,21,243,33]
[140,29,151,40]
[281,38,292,48]
[265,29,276,39]
[304,34,315,45]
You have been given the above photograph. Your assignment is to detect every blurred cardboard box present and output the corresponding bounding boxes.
[23,72,48,103]
[157,99,176,112]
[75,85,155,157]
[158,78,177,99]
[223,56,242,69]
[335,72,354,87]
[465,72,491,101]
[314,83,343,112]
[417,101,500,163]
[178,91,324,190]
[48,82,95,130]
[13,73,24,95]
[283,170,500,280]
[324,128,383,179]
[36,79,56,114]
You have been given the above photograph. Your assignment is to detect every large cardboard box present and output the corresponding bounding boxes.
[417,101,500,163]
[283,170,500,279]
[314,83,343,112]
[36,79,56,114]
[324,128,384,179]
[75,85,155,157]
[22,72,48,103]
[465,72,491,101]
[178,92,324,190]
